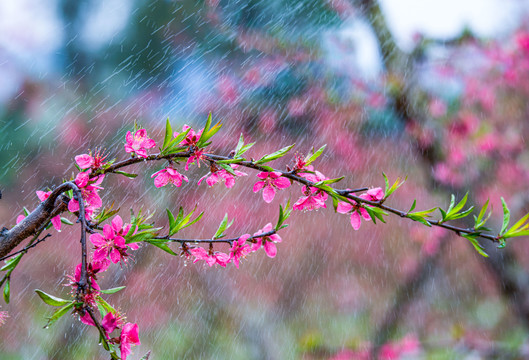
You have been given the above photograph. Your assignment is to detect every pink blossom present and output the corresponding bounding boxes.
[0,309,8,327]
[124,129,156,158]
[175,124,203,147]
[337,199,370,231]
[229,234,251,268]
[68,174,105,220]
[251,223,282,258]
[189,247,230,267]
[198,164,247,188]
[293,186,328,211]
[120,323,140,360]
[75,149,108,170]
[253,171,291,203]
[359,187,384,202]
[185,148,207,170]
[36,191,62,231]
[89,215,138,270]
[68,263,101,307]
[151,167,189,188]
[16,214,25,224]
[101,311,121,335]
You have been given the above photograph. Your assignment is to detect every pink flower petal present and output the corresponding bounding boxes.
[350,211,361,230]
[262,185,276,203]
[264,241,277,258]
[51,215,62,232]
[75,154,93,169]
[273,176,291,189]
[253,181,265,192]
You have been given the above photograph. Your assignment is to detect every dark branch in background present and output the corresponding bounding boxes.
[353,0,529,354]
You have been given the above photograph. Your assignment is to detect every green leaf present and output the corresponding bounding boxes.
[96,296,116,315]
[216,159,242,164]
[161,127,191,155]
[408,200,417,213]
[217,163,237,176]
[167,209,176,231]
[383,173,407,198]
[145,241,178,256]
[3,279,9,304]
[501,197,510,235]
[255,144,295,164]
[171,207,203,234]
[451,193,468,214]
[1,254,23,271]
[462,234,488,257]
[100,286,126,295]
[114,171,138,179]
[275,200,292,231]
[316,177,344,185]
[162,118,173,150]
[237,143,255,157]
[235,133,245,154]
[213,213,232,239]
[364,206,388,224]
[304,145,326,166]
[407,214,432,227]
[477,199,489,223]
[35,289,72,306]
[60,217,74,225]
[44,302,75,328]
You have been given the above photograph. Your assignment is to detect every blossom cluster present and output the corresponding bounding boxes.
[188,223,282,268]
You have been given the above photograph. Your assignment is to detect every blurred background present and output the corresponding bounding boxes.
[2,0,529,358]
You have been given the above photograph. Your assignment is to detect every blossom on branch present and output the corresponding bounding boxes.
[189,247,230,267]
[124,129,156,158]
[36,191,62,231]
[198,164,247,188]
[120,322,140,360]
[337,199,370,231]
[253,171,291,203]
[251,223,282,258]
[293,186,328,211]
[151,167,189,188]
[75,149,108,170]
[230,234,251,268]
[89,215,138,271]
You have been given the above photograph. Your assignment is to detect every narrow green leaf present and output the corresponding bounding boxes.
[213,213,231,239]
[216,159,242,164]
[255,144,295,164]
[1,254,23,271]
[450,192,468,215]
[217,163,237,176]
[446,194,456,214]
[501,197,511,235]
[145,241,178,256]
[167,209,176,233]
[60,217,74,225]
[383,172,389,196]
[477,199,490,224]
[44,303,75,328]
[162,118,173,150]
[304,145,326,166]
[3,279,9,304]
[235,133,245,154]
[114,171,137,179]
[408,200,417,213]
[462,234,488,257]
[35,289,71,306]
[237,142,255,157]
[96,296,116,315]
[407,214,432,227]
[385,175,407,198]
[100,286,126,295]
[506,212,529,234]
